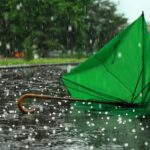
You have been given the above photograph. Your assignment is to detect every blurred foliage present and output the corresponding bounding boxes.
[23,36,34,60]
[0,0,127,58]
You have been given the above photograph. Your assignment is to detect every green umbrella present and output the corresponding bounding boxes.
[62,13,150,106]
[17,13,150,115]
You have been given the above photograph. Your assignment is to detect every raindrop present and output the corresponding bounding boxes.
[118,52,122,58]
[112,138,117,142]
[6,43,10,50]
[58,113,62,116]
[98,112,102,114]
[88,113,91,116]
[88,102,91,105]
[58,102,62,105]
[145,142,148,146]
[90,106,93,109]
[106,116,110,120]
[78,110,81,114]
[52,117,55,120]
[70,106,74,110]
[66,139,72,143]
[22,133,26,136]
[9,128,12,132]
[65,127,69,131]
[51,16,54,21]
[48,143,51,146]
[74,128,78,132]
[52,112,56,115]
[94,135,97,138]
[141,127,144,131]
[44,126,48,130]
[91,123,95,127]
[16,3,22,10]
[89,39,93,44]
[60,124,63,128]
[128,119,132,122]
[114,126,117,130]
[5,89,9,96]
[27,111,31,115]
[132,129,136,133]
[12,124,15,128]
[86,121,90,125]
[138,42,141,48]
[104,111,108,115]
[140,93,142,97]
[68,25,72,32]
[25,145,29,149]
[101,128,105,131]
[142,115,145,119]
[22,126,25,130]
[80,133,84,137]
[52,129,56,134]
[9,103,13,106]
[117,117,123,124]
[67,65,72,73]
[134,135,137,139]
[39,106,43,112]
[124,143,129,147]
[89,145,94,150]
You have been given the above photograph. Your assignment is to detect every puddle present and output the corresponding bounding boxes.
[0,65,150,150]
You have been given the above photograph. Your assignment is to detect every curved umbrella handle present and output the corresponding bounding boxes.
[17,93,142,114]
[18,93,81,114]
[18,94,35,113]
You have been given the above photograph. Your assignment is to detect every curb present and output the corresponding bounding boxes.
[0,62,80,70]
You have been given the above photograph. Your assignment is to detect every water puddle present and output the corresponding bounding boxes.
[0,65,150,150]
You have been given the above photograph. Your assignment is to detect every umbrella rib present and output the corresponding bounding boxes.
[95,55,133,94]
[63,78,127,103]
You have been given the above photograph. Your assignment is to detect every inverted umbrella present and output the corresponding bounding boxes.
[18,12,150,114]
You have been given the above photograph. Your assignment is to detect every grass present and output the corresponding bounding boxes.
[0,58,86,66]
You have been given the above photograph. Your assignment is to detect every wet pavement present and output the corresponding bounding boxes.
[0,65,150,150]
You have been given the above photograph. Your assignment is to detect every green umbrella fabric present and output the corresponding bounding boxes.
[62,13,150,105]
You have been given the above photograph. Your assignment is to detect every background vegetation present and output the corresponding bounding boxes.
[0,0,127,59]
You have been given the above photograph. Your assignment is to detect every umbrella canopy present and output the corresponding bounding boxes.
[62,13,150,105]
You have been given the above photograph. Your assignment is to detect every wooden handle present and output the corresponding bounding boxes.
[17,93,143,114]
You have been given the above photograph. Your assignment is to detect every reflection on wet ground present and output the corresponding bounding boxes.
[0,65,150,150]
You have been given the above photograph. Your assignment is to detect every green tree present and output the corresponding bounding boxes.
[86,0,127,53]
[0,0,127,58]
